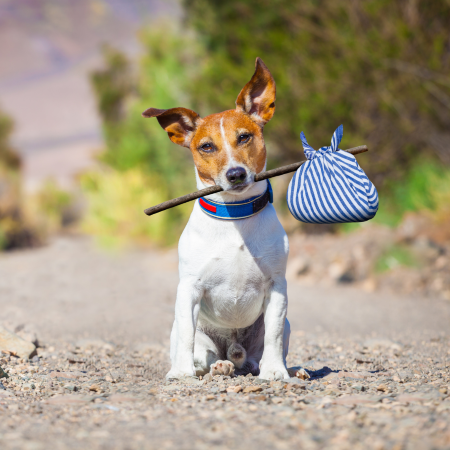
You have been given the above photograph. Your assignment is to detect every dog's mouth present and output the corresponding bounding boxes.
[228,182,250,192]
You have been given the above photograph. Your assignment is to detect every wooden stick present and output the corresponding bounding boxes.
[144,145,368,216]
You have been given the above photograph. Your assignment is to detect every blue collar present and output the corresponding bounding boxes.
[198,181,273,220]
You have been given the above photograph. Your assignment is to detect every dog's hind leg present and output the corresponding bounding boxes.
[234,316,290,377]
[193,329,220,376]
[194,329,236,377]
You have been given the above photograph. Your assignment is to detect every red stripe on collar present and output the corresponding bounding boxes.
[199,198,217,213]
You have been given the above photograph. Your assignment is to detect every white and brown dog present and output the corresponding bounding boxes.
[143,58,291,380]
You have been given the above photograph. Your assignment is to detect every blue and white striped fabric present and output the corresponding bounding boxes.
[287,125,379,224]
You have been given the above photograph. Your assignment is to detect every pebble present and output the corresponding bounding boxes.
[0,326,36,359]
[243,386,263,393]
[64,384,77,392]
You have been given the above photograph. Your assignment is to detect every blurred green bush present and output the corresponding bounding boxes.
[375,159,450,226]
[83,2,450,247]
[84,25,202,248]
[184,0,450,188]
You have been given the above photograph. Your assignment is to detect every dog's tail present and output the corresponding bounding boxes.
[227,330,246,369]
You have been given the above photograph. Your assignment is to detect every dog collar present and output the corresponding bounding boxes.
[198,181,273,220]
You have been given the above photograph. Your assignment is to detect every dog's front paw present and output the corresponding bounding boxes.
[166,367,196,380]
[210,360,235,377]
[259,365,290,381]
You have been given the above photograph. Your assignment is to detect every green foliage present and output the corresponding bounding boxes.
[85,4,450,247]
[374,159,450,226]
[90,46,132,124]
[80,168,191,248]
[184,0,450,187]
[29,180,74,233]
[85,24,201,247]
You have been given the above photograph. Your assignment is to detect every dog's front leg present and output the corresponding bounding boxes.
[166,280,202,379]
[259,278,290,380]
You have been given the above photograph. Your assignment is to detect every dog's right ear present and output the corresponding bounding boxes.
[142,107,201,148]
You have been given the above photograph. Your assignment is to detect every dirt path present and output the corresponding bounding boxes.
[0,236,449,449]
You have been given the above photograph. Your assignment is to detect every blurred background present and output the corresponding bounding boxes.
[0,0,449,302]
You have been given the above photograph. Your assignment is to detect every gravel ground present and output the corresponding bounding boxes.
[0,236,449,450]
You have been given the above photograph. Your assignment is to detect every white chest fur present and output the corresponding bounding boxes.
[178,200,289,329]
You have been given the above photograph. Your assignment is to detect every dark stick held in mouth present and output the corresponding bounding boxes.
[144,145,368,216]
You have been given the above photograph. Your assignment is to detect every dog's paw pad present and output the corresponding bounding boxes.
[210,360,235,377]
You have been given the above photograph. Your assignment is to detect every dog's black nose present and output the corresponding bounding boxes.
[226,167,247,184]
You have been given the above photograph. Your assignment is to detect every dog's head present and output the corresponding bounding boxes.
[143,58,276,194]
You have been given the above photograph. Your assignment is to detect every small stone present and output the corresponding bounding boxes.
[254,395,267,401]
[377,384,389,392]
[226,385,242,393]
[89,384,101,392]
[289,383,306,391]
[182,377,204,386]
[64,384,77,392]
[0,326,36,359]
[246,373,253,378]
[203,373,213,382]
[21,383,35,391]
[50,371,85,380]
[353,384,365,392]
[285,377,306,385]
[439,387,448,395]
[205,395,215,401]
[243,386,263,393]
[170,398,178,402]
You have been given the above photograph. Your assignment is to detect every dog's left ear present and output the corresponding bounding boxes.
[236,57,276,126]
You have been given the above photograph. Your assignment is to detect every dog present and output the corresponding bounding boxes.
[143,58,291,380]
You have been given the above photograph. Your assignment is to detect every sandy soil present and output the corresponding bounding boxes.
[0,236,449,449]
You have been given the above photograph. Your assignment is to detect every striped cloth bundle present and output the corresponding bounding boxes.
[287,125,379,224]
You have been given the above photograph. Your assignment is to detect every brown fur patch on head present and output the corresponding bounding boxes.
[190,110,266,186]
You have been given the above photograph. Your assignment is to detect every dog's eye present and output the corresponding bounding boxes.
[200,143,214,152]
[238,134,251,144]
